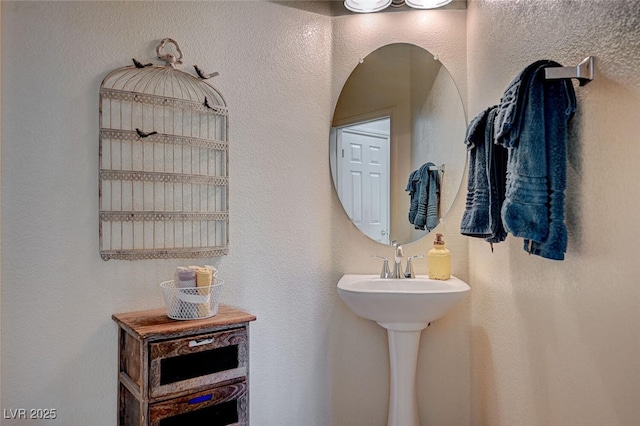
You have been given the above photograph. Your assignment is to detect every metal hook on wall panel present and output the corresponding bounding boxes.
[544,56,595,86]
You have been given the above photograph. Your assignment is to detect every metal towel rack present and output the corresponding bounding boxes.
[429,164,445,173]
[544,56,595,86]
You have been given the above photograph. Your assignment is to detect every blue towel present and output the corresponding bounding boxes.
[406,169,421,225]
[460,106,508,243]
[495,60,576,260]
[460,109,491,236]
[406,162,440,231]
[486,108,509,244]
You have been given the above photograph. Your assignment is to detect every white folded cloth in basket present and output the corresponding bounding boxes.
[175,288,211,304]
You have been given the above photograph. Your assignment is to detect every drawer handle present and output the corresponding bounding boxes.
[189,338,214,347]
[188,394,213,405]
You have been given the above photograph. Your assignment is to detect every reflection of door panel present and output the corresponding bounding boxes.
[337,122,390,244]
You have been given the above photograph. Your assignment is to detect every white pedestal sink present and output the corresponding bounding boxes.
[337,274,470,426]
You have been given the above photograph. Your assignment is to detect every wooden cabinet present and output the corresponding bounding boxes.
[113,305,256,426]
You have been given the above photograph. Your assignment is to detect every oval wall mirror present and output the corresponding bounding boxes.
[330,43,467,245]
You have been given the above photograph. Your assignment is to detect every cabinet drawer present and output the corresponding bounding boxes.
[149,381,247,426]
[149,327,248,399]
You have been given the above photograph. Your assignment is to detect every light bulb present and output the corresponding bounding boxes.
[344,0,393,13]
[405,0,453,9]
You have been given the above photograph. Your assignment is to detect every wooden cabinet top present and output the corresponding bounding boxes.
[112,305,256,340]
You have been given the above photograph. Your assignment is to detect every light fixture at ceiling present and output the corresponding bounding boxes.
[344,0,392,13]
[344,0,453,13]
[405,0,454,8]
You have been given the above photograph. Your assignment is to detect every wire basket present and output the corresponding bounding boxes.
[160,278,223,320]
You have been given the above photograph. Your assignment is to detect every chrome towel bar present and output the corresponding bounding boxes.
[545,56,595,86]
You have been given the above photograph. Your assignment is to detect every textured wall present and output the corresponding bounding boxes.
[0,2,3,409]
[331,10,470,426]
[1,2,333,425]
[1,2,469,425]
[467,1,640,425]
[10,1,637,425]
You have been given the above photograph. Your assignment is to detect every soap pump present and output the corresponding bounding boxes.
[428,233,450,280]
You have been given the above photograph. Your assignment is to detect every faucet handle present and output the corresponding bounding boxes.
[404,254,425,278]
[372,255,391,278]
[391,240,403,262]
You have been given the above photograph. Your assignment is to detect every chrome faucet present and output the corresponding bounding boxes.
[391,241,404,279]
[404,254,424,278]
[372,255,391,278]
[373,242,421,279]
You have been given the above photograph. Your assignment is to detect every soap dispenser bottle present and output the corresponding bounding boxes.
[428,233,450,280]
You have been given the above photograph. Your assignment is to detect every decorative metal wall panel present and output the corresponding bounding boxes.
[99,39,229,260]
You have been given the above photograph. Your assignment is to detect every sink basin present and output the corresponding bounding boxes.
[337,274,470,426]
[337,274,470,330]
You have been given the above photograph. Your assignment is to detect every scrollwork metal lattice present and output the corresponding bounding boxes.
[99,39,229,261]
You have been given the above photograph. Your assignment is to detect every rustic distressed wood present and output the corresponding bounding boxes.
[120,384,143,426]
[119,372,142,401]
[148,381,247,425]
[150,327,246,359]
[113,305,256,341]
[121,329,142,387]
[149,328,248,399]
[114,305,255,426]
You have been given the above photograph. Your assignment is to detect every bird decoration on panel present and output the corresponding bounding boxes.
[132,58,152,68]
[194,64,219,80]
[204,96,216,111]
[135,128,157,138]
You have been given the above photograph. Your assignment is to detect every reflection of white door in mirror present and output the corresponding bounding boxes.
[332,118,390,244]
[331,43,467,245]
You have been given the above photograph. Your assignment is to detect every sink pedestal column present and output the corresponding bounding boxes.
[380,322,428,426]
[338,275,470,426]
